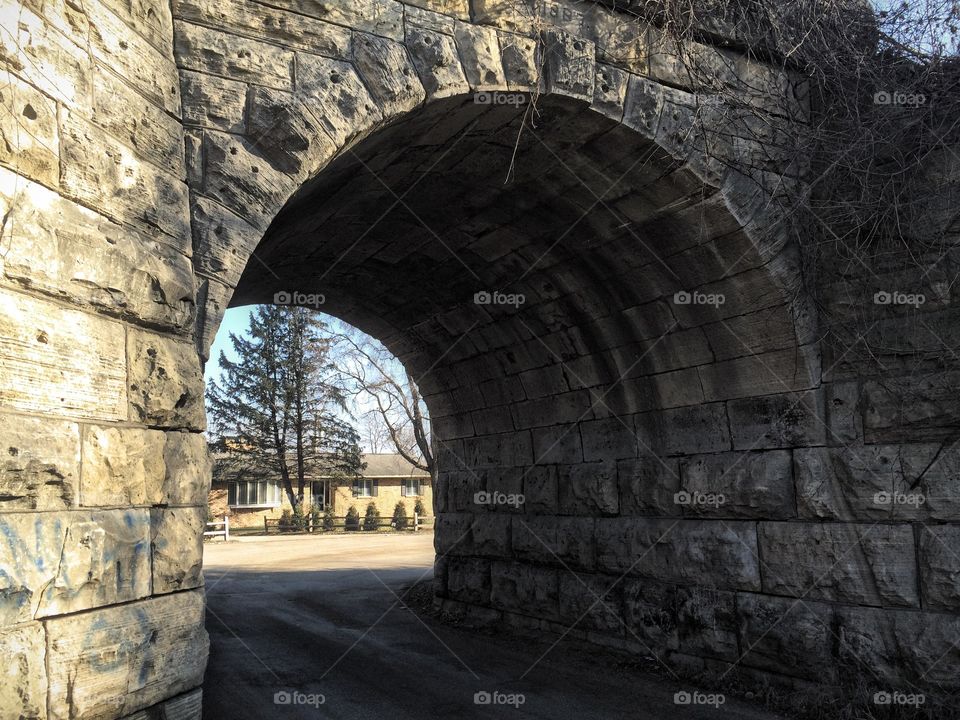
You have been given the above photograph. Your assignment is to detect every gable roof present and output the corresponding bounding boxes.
[356,453,430,478]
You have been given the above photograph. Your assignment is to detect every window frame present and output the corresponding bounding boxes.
[401,477,421,497]
[228,479,282,508]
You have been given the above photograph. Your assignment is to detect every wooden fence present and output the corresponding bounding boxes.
[263,512,433,535]
[204,515,230,540]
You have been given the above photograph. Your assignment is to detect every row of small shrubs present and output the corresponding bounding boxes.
[279,499,427,532]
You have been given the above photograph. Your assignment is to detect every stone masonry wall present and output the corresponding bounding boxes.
[0,0,208,716]
[0,0,957,716]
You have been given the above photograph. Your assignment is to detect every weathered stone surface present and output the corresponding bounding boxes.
[836,605,960,688]
[295,54,383,147]
[699,347,821,402]
[0,509,151,624]
[825,380,862,446]
[405,0,470,19]
[151,506,205,593]
[60,111,190,241]
[678,450,795,519]
[512,515,595,569]
[919,526,960,611]
[0,169,195,329]
[558,571,623,633]
[162,431,211,506]
[0,7,91,106]
[863,371,960,443]
[656,403,731,456]
[405,26,470,99]
[0,290,127,420]
[490,560,559,620]
[174,20,293,89]
[676,586,738,661]
[127,329,205,429]
[268,0,403,39]
[542,29,595,102]
[245,86,334,177]
[200,131,298,229]
[86,0,181,114]
[80,426,166,506]
[470,512,511,557]
[737,594,835,682]
[592,63,628,121]
[454,21,506,91]
[0,414,79,511]
[622,578,678,651]
[0,621,47,719]
[558,461,619,515]
[353,33,427,119]
[179,70,247,132]
[173,0,351,57]
[617,455,680,515]
[758,522,919,607]
[531,424,583,464]
[45,590,208,719]
[499,31,538,90]
[726,390,827,450]
[596,518,761,591]
[190,194,262,287]
[446,556,491,605]
[0,72,58,187]
[92,67,186,179]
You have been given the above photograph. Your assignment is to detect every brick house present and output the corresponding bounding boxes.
[208,452,432,528]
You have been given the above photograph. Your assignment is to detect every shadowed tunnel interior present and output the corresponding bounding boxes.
[223,93,831,682]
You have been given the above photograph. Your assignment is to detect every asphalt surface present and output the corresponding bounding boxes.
[202,533,786,720]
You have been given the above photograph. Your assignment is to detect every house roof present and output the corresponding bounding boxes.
[357,453,430,478]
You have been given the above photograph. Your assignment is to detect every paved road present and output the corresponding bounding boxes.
[202,533,785,720]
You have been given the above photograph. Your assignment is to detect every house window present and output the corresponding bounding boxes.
[352,478,377,497]
[228,480,281,507]
[401,478,421,497]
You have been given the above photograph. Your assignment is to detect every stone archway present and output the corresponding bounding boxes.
[0,0,958,717]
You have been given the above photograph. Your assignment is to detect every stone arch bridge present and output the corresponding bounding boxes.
[0,0,957,716]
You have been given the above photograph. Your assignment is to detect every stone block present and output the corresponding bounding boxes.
[676,586,738,661]
[617,456,681,515]
[558,461,619,515]
[596,518,761,591]
[201,131,299,229]
[863,371,960,443]
[678,450,795,519]
[127,328,205,430]
[499,32,538,90]
[531,424,582,464]
[592,63,628,121]
[0,72,58,187]
[490,560,559,620]
[658,403,731,456]
[295,54,383,147]
[0,290,126,420]
[511,515,595,569]
[435,512,472,555]
[45,590,208,719]
[558,571,623,634]
[0,509,151,624]
[758,522,918,607]
[174,20,293,90]
[826,380,863,446]
[919,525,960,611]
[736,593,835,682]
[622,578,678,651]
[405,26,470,99]
[92,66,186,179]
[542,29,595,102]
[163,431,213,506]
[173,0,351,57]
[580,416,638,461]
[794,446,903,521]
[699,348,821,402]
[353,33,427,118]
[179,70,247,133]
[836,604,960,688]
[726,390,827,450]
[81,425,166,506]
[0,621,47,719]
[470,512,511,557]
[245,85,335,177]
[446,556,491,605]
[0,413,79,511]
[151,506,205,593]
[454,21,506,91]
[60,111,190,241]
[0,169,195,329]
[274,0,403,39]
[521,465,558,513]
[189,194,262,288]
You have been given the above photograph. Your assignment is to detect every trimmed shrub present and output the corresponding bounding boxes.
[392,501,409,530]
[363,502,380,531]
[345,505,360,531]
